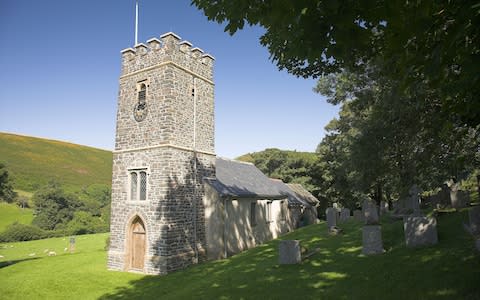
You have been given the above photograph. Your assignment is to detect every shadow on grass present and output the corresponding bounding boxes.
[0,257,40,269]
[100,211,480,300]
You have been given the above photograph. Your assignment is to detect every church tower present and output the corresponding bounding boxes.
[107,32,216,275]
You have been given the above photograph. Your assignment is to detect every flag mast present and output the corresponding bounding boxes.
[135,0,139,46]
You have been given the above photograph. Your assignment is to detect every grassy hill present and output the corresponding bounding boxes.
[0,132,112,192]
[0,203,33,232]
[0,210,478,299]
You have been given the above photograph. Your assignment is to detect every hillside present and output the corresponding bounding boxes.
[0,132,112,192]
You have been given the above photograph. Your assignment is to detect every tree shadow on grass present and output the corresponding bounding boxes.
[0,257,40,269]
[100,210,480,299]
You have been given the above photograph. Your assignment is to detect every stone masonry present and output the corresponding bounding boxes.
[108,32,216,275]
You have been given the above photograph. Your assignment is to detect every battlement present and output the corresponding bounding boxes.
[120,32,214,82]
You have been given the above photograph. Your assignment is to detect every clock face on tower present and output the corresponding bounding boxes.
[133,101,148,122]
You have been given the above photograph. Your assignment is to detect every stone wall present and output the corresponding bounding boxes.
[108,32,215,275]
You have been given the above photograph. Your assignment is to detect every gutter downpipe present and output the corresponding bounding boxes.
[223,196,229,259]
[193,76,198,263]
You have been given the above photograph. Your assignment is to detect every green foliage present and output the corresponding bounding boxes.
[0,223,47,242]
[0,162,17,203]
[1,212,479,299]
[237,148,320,195]
[193,0,480,127]
[313,68,480,207]
[0,203,34,232]
[32,183,83,230]
[0,132,112,192]
[66,211,108,235]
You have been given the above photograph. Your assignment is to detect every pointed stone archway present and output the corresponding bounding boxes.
[127,216,146,272]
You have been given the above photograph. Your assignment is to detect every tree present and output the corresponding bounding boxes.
[0,162,17,203]
[313,68,480,207]
[32,182,83,230]
[192,0,480,126]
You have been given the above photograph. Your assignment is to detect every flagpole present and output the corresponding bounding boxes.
[135,0,139,46]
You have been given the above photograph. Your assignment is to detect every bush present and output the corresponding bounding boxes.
[0,223,47,242]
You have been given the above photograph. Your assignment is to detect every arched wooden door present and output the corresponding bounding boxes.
[129,217,146,271]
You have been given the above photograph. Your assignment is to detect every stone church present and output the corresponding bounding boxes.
[107,32,318,275]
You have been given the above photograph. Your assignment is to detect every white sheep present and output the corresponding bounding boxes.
[48,251,56,256]
[28,253,36,257]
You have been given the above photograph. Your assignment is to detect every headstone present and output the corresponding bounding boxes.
[339,208,351,222]
[403,217,438,248]
[380,201,388,215]
[326,207,337,228]
[475,238,480,252]
[69,237,76,253]
[362,225,384,255]
[468,206,480,235]
[363,201,379,225]
[409,184,421,213]
[438,184,451,207]
[353,210,363,221]
[279,240,301,264]
[452,190,469,209]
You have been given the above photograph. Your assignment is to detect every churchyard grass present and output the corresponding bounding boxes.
[1,210,479,299]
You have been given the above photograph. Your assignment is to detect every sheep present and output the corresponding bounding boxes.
[48,251,56,256]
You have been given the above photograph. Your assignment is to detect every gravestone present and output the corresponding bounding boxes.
[408,184,421,213]
[353,210,363,222]
[438,184,451,207]
[362,225,384,255]
[452,189,469,209]
[363,201,379,225]
[279,240,301,264]
[468,206,480,235]
[403,217,438,248]
[380,201,388,215]
[69,237,75,253]
[339,208,351,223]
[326,207,337,228]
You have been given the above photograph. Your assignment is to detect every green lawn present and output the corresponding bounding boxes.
[0,211,479,300]
[0,203,34,232]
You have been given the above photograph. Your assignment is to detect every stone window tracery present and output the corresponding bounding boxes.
[129,168,148,201]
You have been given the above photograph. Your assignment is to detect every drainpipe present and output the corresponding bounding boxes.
[223,196,229,259]
[192,76,198,263]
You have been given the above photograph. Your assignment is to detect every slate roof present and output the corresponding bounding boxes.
[204,158,284,199]
[268,179,307,207]
[287,184,319,206]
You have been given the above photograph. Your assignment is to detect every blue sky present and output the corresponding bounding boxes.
[0,0,338,158]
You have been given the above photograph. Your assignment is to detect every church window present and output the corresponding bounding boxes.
[250,202,256,226]
[129,169,148,201]
[138,83,146,102]
[266,201,272,223]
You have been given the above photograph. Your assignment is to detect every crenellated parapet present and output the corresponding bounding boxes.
[120,32,214,82]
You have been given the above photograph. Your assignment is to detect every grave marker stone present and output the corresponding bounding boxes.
[279,240,301,264]
[326,207,337,228]
[353,210,363,222]
[403,217,438,247]
[363,201,379,225]
[468,206,480,235]
[362,225,384,255]
[339,208,351,223]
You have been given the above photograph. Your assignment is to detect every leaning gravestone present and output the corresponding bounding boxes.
[279,240,301,264]
[404,216,438,247]
[362,225,384,255]
[468,206,480,235]
[353,210,363,222]
[326,207,337,228]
